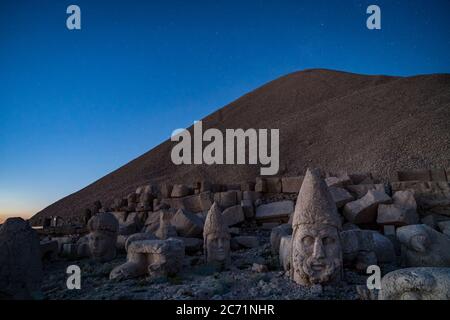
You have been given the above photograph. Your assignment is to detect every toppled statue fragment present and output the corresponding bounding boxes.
[379,267,450,300]
[78,212,119,262]
[290,168,343,286]
[110,238,184,281]
[397,224,450,267]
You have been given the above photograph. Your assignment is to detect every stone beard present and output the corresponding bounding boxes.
[205,232,231,268]
[292,224,343,286]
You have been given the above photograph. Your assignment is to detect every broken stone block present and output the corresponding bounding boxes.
[345,184,386,199]
[124,232,157,252]
[234,236,259,248]
[397,224,450,267]
[109,238,184,281]
[329,186,354,208]
[279,235,292,271]
[369,231,396,263]
[40,239,59,261]
[255,200,294,222]
[213,191,239,209]
[242,191,262,202]
[161,191,213,213]
[241,200,255,219]
[397,170,432,182]
[171,184,190,198]
[255,177,267,193]
[430,169,447,182]
[240,182,255,192]
[325,174,352,188]
[170,209,204,238]
[222,205,245,227]
[343,190,392,225]
[0,218,43,299]
[377,203,419,227]
[281,176,304,193]
[270,224,292,255]
[379,267,450,300]
[266,178,282,193]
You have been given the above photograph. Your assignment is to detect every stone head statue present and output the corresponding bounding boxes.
[87,212,119,262]
[291,168,343,286]
[397,224,450,267]
[379,267,450,300]
[203,202,231,269]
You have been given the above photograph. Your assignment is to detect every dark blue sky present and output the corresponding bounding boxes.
[1,0,449,218]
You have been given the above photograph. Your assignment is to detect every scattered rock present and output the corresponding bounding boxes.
[222,205,245,227]
[343,190,392,225]
[171,209,204,238]
[255,200,294,222]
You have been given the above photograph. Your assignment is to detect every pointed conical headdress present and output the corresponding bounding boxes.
[203,202,229,238]
[292,168,341,229]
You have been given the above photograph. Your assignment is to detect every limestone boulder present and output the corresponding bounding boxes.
[345,184,386,199]
[0,218,43,299]
[171,184,191,198]
[343,190,392,225]
[233,236,259,248]
[213,191,240,209]
[329,186,354,208]
[325,174,352,188]
[241,200,255,219]
[171,209,204,238]
[162,192,213,213]
[222,205,245,227]
[377,190,419,226]
[255,200,294,222]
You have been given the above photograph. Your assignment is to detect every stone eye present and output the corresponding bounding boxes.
[323,237,335,245]
[302,236,314,246]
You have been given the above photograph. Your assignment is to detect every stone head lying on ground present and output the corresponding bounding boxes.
[290,168,343,286]
[77,212,119,262]
[397,224,450,267]
[379,267,450,300]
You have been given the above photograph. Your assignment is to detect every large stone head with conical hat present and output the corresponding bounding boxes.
[203,202,231,269]
[291,168,343,286]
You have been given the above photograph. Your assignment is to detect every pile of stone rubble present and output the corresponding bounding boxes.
[1,168,450,300]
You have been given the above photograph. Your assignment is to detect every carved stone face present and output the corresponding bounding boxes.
[89,231,116,261]
[292,224,342,285]
[206,233,230,266]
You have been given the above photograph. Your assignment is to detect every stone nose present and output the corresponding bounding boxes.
[312,238,325,259]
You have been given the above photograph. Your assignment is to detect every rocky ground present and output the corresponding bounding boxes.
[41,228,368,300]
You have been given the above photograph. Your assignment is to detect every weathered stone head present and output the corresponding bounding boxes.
[397,224,450,267]
[203,202,231,269]
[379,267,450,300]
[291,168,343,286]
[87,212,119,262]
